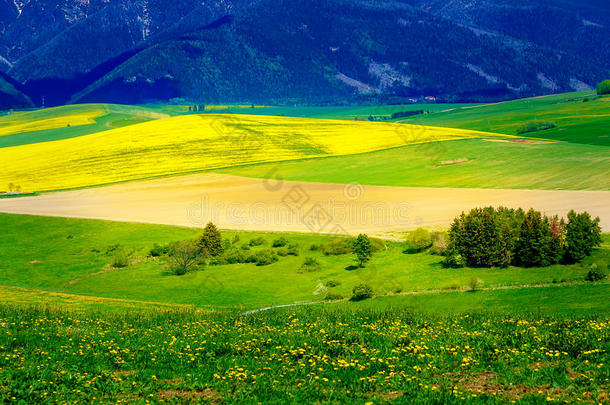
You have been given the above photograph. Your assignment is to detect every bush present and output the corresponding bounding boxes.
[167,240,200,275]
[516,120,556,134]
[405,228,432,253]
[324,293,344,301]
[272,237,288,248]
[199,222,224,257]
[112,247,131,268]
[224,249,248,264]
[597,79,610,95]
[585,264,607,282]
[299,257,321,272]
[249,250,278,266]
[249,237,266,247]
[468,277,482,292]
[564,211,602,263]
[430,232,448,255]
[442,252,464,268]
[286,243,299,256]
[149,243,169,257]
[351,284,373,301]
[325,280,341,288]
[319,238,354,256]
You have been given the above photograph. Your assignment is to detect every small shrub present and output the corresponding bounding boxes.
[351,284,373,301]
[249,237,266,247]
[430,232,448,255]
[324,293,344,301]
[272,237,288,248]
[319,238,354,256]
[405,228,433,253]
[585,264,607,282]
[240,244,251,251]
[516,120,556,134]
[442,252,464,268]
[325,280,341,288]
[251,250,278,266]
[112,247,131,268]
[469,277,482,292]
[309,244,320,251]
[225,249,248,264]
[286,243,299,256]
[300,257,321,272]
[150,243,169,257]
[232,235,240,244]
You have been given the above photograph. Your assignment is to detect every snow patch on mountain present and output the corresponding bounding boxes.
[537,73,558,91]
[368,62,410,90]
[569,78,593,92]
[335,73,379,94]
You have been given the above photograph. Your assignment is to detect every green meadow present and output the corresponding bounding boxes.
[1,214,608,311]
[396,92,610,146]
[220,138,610,190]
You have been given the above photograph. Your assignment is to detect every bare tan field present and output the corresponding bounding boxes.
[0,173,608,236]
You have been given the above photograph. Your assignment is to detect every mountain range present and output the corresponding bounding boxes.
[1,0,609,108]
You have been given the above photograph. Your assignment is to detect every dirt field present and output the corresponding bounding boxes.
[0,173,608,236]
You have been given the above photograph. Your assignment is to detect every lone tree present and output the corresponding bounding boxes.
[597,80,610,95]
[168,240,200,275]
[199,222,224,257]
[353,234,373,268]
[564,211,602,262]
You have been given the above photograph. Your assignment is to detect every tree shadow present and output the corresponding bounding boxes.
[345,265,359,271]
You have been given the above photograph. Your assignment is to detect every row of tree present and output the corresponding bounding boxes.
[444,207,602,268]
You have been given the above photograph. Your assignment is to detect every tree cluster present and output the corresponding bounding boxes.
[444,207,601,268]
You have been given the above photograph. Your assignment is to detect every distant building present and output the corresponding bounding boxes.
[424,96,436,102]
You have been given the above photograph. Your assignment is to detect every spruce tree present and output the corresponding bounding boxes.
[199,222,224,257]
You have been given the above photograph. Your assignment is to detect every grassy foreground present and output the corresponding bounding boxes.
[0,305,608,404]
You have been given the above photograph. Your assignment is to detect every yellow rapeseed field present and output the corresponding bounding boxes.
[0,114,510,192]
[0,105,107,137]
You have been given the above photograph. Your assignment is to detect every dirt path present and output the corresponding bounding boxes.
[0,173,609,235]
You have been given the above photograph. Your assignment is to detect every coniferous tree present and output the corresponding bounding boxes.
[564,211,602,262]
[515,209,552,267]
[199,222,224,257]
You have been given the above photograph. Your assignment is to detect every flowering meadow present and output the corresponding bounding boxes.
[0,306,608,404]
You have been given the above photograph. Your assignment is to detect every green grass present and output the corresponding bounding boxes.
[1,213,608,310]
[395,91,610,146]
[219,138,610,190]
[0,304,608,404]
[0,104,170,148]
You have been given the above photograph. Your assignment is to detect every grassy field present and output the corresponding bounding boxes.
[0,114,506,193]
[1,213,608,310]
[396,92,610,146]
[220,138,610,191]
[0,304,608,404]
[0,104,169,148]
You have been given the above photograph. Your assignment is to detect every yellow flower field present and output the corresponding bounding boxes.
[0,104,108,137]
[0,114,511,192]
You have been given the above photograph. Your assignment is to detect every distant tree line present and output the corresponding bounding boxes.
[390,110,424,119]
[443,207,601,268]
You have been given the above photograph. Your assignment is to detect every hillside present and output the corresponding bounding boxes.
[1,0,609,107]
